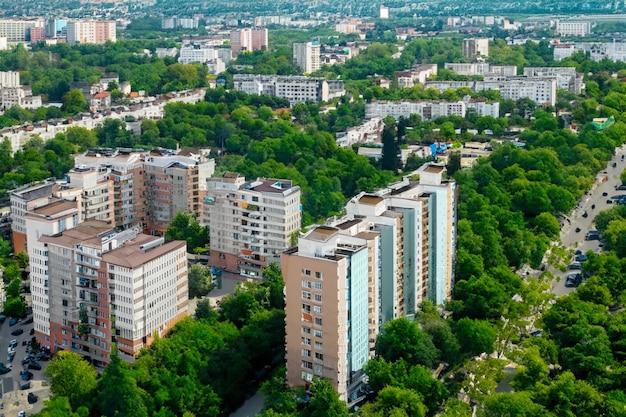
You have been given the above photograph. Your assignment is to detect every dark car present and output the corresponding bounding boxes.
[21,317,33,325]
[9,317,19,326]
[576,254,588,262]
[566,273,583,288]
[28,392,38,404]
[0,314,6,324]
[603,191,608,196]
[608,199,613,204]
[29,328,35,336]
[20,382,31,390]
[20,370,33,381]
[27,361,41,370]
[0,364,10,374]
[21,356,32,366]
[582,211,588,218]
[575,227,581,233]
[568,262,582,270]
[11,328,24,336]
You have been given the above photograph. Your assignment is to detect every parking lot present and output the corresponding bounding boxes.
[0,304,49,417]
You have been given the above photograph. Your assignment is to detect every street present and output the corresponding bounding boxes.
[0,301,49,417]
[552,144,626,296]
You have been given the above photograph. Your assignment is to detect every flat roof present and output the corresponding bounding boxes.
[102,237,186,269]
[423,165,445,173]
[30,200,76,217]
[39,220,114,248]
[358,195,384,205]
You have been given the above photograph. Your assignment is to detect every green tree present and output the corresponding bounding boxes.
[62,89,88,114]
[94,345,148,417]
[375,318,439,368]
[3,296,25,318]
[454,318,496,357]
[44,351,98,409]
[188,264,213,299]
[164,212,209,252]
[35,396,82,417]
[302,378,348,417]
[359,386,427,417]
[483,392,548,417]
[260,367,297,414]
[194,299,219,322]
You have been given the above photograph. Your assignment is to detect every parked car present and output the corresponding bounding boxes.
[21,317,33,325]
[29,328,35,336]
[20,382,31,390]
[11,328,24,336]
[568,262,582,270]
[27,361,41,370]
[28,392,38,404]
[18,411,26,417]
[607,199,613,204]
[576,254,588,262]
[20,370,33,381]
[575,227,581,233]
[0,363,11,374]
[603,191,608,196]
[582,211,589,218]
[9,317,19,326]
[0,314,6,324]
[566,273,583,288]
[9,339,18,350]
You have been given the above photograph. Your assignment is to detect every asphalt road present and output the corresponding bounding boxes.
[0,303,49,417]
[553,144,626,296]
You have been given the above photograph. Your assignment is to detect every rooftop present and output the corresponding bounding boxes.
[102,236,186,268]
[30,200,76,217]
[358,195,384,205]
[39,220,114,248]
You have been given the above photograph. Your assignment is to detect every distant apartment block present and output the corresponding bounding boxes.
[230,28,268,55]
[293,41,321,74]
[0,18,44,43]
[380,5,390,19]
[29,219,187,366]
[179,44,220,64]
[523,67,584,94]
[425,76,557,106]
[283,163,457,402]
[365,97,500,121]
[143,151,215,236]
[462,38,489,59]
[66,20,116,45]
[444,62,516,77]
[161,17,200,30]
[233,74,345,106]
[554,42,626,63]
[155,47,179,59]
[395,64,438,88]
[204,173,301,279]
[336,117,384,148]
[29,26,45,43]
[0,71,43,110]
[555,20,591,37]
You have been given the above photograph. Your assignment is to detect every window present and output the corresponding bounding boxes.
[301,371,313,382]
[315,271,322,279]
[302,326,311,334]
[315,318,323,326]
[314,306,322,314]
[302,269,311,276]
[313,364,323,373]
[302,304,311,313]
[314,282,322,290]
[302,337,311,345]
[314,330,322,338]
[301,349,311,357]
[301,280,311,288]
[302,291,311,300]
[302,361,313,369]
[314,294,322,302]
[315,342,323,350]
[315,352,324,360]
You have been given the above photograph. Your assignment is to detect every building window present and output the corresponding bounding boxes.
[314,282,322,290]
[302,326,311,334]
[315,271,322,279]
[314,294,322,302]
[302,361,313,369]
[302,269,311,276]
[302,291,311,300]
[302,349,311,357]
[314,306,322,314]
[315,317,323,326]
[315,352,324,360]
[302,304,310,313]
[314,330,322,338]
[313,364,323,373]
[302,280,311,288]
[315,342,323,350]
[302,337,311,345]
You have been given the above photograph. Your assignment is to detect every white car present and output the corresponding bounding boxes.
[8,339,17,354]
[18,411,27,417]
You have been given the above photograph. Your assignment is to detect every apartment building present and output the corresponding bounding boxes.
[144,151,215,236]
[283,163,457,402]
[0,19,45,43]
[74,149,146,231]
[523,67,584,95]
[395,64,438,88]
[555,20,591,37]
[0,71,20,88]
[178,44,219,64]
[444,62,516,77]
[66,20,116,45]
[335,117,384,148]
[425,77,557,106]
[283,226,372,402]
[56,166,115,225]
[233,74,345,106]
[9,180,57,253]
[462,38,489,59]
[230,28,268,55]
[204,173,301,279]
[32,220,187,366]
[293,41,321,74]
[365,98,500,121]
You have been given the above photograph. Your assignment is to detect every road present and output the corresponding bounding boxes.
[552,145,626,296]
[0,300,49,417]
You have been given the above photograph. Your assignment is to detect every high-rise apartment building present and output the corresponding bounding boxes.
[0,19,45,43]
[66,20,116,45]
[462,38,489,59]
[56,166,115,226]
[9,180,57,253]
[144,151,215,236]
[30,219,187,366]
[293,41,321,74]
[233,74,345,106]
[283,163,457,401]
[29,26,45,43]
[204,173,301,279]
[230,28,268,55]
